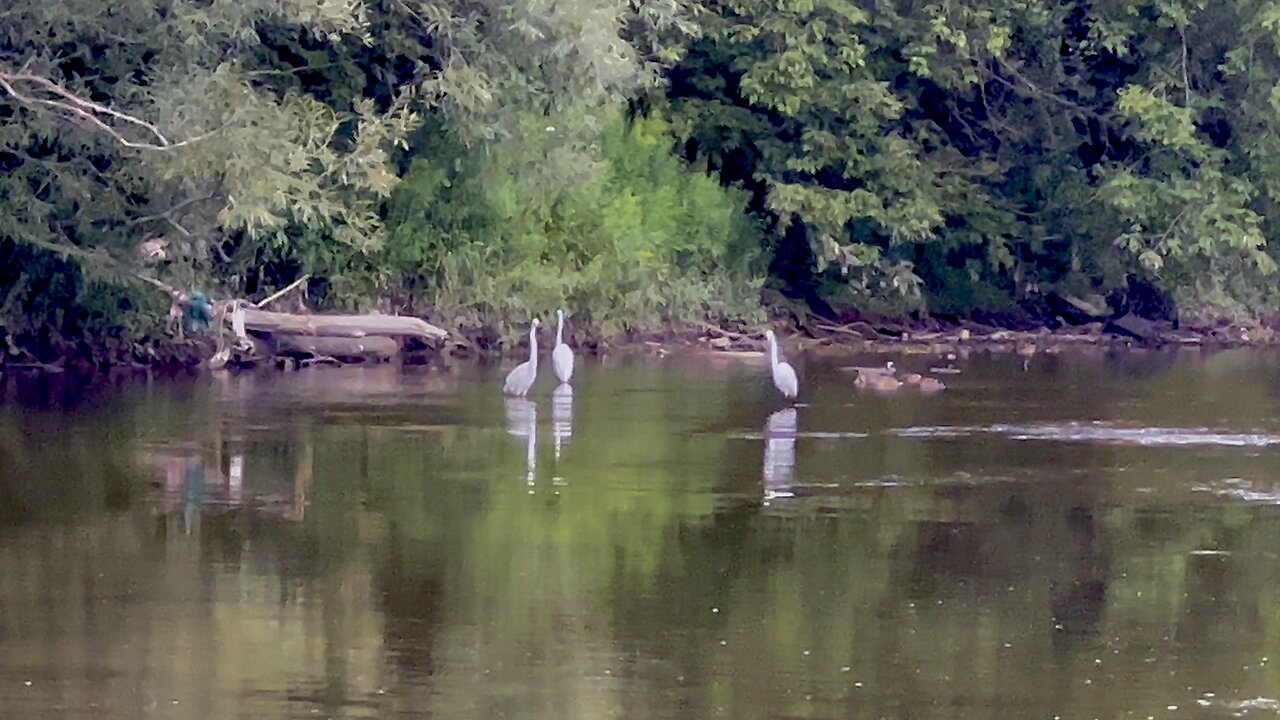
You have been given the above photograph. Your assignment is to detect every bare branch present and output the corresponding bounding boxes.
[0,68,226,151]
[256,275,311,308]
[125,195,215,227]
[244,62,341,78]
[15,232,188,303]
[990,57,1084,112]
[15,233,117,266]
[1180,28,1191,107]
[0,74,145,147]
[4,70,170,144]
[135,274,181,300]
[165,216,194,238]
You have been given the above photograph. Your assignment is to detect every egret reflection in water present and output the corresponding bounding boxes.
[552,383,573,463]
[228,453,244,503]
[763,407,797,503]
[504,397,538,485]
[8,352,1280,720]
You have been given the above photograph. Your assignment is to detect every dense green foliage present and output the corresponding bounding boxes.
[373,111,764,336]
[0,0,700,345]
[670,0,1280,322]
[6,0,1280,351]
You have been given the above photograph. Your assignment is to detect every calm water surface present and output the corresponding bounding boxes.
[3,348,1280,719]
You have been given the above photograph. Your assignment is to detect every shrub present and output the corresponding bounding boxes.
[381,109,766,341]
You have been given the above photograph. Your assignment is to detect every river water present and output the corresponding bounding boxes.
[3,348,1280,719]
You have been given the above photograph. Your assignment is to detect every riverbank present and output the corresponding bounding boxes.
[619,313,1280,361]
[3,312,1277,373]
[0,331,216,373]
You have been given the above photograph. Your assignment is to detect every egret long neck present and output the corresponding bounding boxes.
[768,336,779,367]
[556,313,564,345]
[529,326,538,365]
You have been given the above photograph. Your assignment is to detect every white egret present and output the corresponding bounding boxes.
[552,308,574,384]
[503,318,541,397]
[765,329,799,400]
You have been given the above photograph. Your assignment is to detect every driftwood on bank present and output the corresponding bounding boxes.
[267,334,401,361]
[240,308,448,341]
[134,273,451,369]
[227,309,448,368]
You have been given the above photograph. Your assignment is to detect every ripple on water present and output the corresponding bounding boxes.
[1196,695,1280,716]
[1192,477,1280,505]
[724,430,870,441]
[889,421,1280,448]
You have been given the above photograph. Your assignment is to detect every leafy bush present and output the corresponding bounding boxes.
[380,109,766,340]
[668,0,1280,324]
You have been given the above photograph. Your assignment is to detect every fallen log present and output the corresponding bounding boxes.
[268,334,401,362]
[240,309,448,341]
[1104,312,1161,342]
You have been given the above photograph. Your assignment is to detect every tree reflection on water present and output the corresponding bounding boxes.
[1,354,1280,719]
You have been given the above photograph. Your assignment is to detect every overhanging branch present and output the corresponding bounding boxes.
[0,67,225,151]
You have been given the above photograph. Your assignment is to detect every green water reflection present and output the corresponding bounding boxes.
[2,349,1280,718]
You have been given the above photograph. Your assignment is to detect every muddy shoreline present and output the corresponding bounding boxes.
[2,315,1277,374]
[622,316,1280,359]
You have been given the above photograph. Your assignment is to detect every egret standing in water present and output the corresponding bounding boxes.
[503,318,541,397]
[765,329,799,400]
[552,308,575,385]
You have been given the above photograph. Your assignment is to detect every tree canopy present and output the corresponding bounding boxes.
[670,0,1280,322]
[3,0,1280,346]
